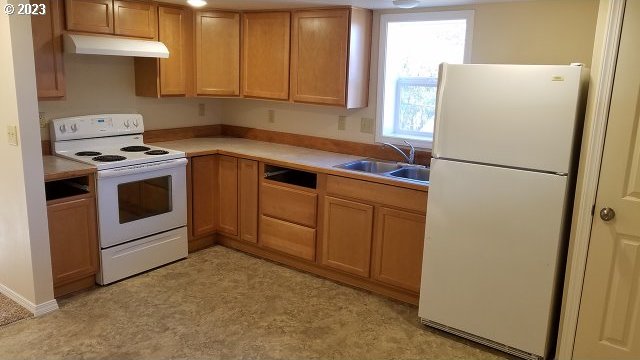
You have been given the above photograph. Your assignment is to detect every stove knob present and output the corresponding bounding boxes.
[59,124,66,133]
[133,120,139,128]
[70,123,78,133]
[124,120,130,128]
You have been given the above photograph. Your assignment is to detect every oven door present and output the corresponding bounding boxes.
[97,158,188,248]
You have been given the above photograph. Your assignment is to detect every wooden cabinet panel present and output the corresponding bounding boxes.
[326,175,427,213]
[31,0,65,99]
[291,9,349,106]
[191,155,218,238]
[372,207,426,292]
[113,0,156,38]
[217,155,239,236]
[195,11,240,96]
[239,159,259,243]
[159,6,188,95]
[47,197,98,289]
[242,12,290,100]
[65,0,113,34]
[260,215,315,261]
[322,196,373,277]
[261,182,317,227]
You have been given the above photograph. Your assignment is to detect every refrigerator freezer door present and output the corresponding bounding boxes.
[419,158,568,357]
[433,64,585,174]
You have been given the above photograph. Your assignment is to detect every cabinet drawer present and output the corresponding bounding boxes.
[260,215,315,261]
[326,175,427,213]
[261,182,317,227]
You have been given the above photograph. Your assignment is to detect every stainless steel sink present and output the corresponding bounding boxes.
[335,159,429,183]
[388,167,430,182]
[336,159,404,173]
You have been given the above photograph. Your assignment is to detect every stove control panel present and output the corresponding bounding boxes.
[50,114,144,141]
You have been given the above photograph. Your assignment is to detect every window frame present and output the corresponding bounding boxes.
[375,10,475,149]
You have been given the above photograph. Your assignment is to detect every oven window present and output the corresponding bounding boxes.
[118,176,172,224]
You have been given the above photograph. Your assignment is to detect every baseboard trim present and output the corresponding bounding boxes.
[0,283,58,317]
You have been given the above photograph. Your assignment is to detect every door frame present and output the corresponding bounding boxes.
[556,0,626,358]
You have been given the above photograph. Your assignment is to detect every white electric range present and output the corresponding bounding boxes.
[50,114,188,285]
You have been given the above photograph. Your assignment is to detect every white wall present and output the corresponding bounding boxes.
[0,0,55,310]
[38,55,223,140]
[220,0,599,144]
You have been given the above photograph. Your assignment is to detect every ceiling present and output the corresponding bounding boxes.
[157,0,530,10]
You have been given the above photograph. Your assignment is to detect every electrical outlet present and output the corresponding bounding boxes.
[7,125,18,146]
[360,118,374,134]
[39,112,47,129]
[268,109,275,123]
[338,116,346,131]
[198,104,205,116]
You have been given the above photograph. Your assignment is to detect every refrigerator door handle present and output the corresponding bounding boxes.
[432,63,448,157]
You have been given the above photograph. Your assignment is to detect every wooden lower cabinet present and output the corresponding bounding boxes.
[239,159,258,243]
[190,155,218,238]
[260,215,315,261]
[321,196,374,277]
[217,155,239,236]
[47,197,98,297]
[372,207,426,293]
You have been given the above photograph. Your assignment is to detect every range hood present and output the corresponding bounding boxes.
[63,34,169,58]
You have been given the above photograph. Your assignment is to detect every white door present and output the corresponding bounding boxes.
[433,64,586,173]
[419,158,568,356]
[573,1,640,358]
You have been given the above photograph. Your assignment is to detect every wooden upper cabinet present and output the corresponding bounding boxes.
[159,6,190,95]
[65,0,114,34]
[291,8,372,108]
[242,12,290,100]
[372,207,426,293]
[113,1,157,39]
[31,0,65,99]
[195,11,240,96]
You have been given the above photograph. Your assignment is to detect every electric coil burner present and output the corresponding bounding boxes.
[93,155,127,162]
[145,150,170,155]
[121,146,151,152]
[50,114,188,286]
[76,151,102,156]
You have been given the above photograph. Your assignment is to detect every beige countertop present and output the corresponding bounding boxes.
[155,137,428,191]
[43,155,96,182]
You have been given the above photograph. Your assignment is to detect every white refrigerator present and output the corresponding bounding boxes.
[418,64,588,360]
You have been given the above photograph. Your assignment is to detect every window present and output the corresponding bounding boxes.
[376,11,474,148]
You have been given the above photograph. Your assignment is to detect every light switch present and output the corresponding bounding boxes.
[338,116,346,131]
[7,125,18,146]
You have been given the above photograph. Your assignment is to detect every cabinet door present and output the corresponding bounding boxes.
[195,11,240,96]
[217,155,239,236]
[159,6,187,95]
[47,198,98,287]
[322,196,373,277]
[65,0,113,34]
[31,0,65,99]
[291,9,349,106]
[239,159,258,243]
[114,1,157,38]
[191,155,218,238]
[372,207,426,292]
[242,12,290,100]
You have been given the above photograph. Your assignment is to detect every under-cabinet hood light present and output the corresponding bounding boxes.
[187,0,207,7]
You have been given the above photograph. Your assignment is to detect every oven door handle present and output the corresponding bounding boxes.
[97,158,188,179]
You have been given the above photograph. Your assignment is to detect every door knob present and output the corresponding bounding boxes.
[600,207,616,222]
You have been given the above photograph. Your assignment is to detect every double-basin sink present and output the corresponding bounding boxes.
[335,159,429,183]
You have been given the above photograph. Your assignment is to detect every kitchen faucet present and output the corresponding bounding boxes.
[383,140,415,164]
